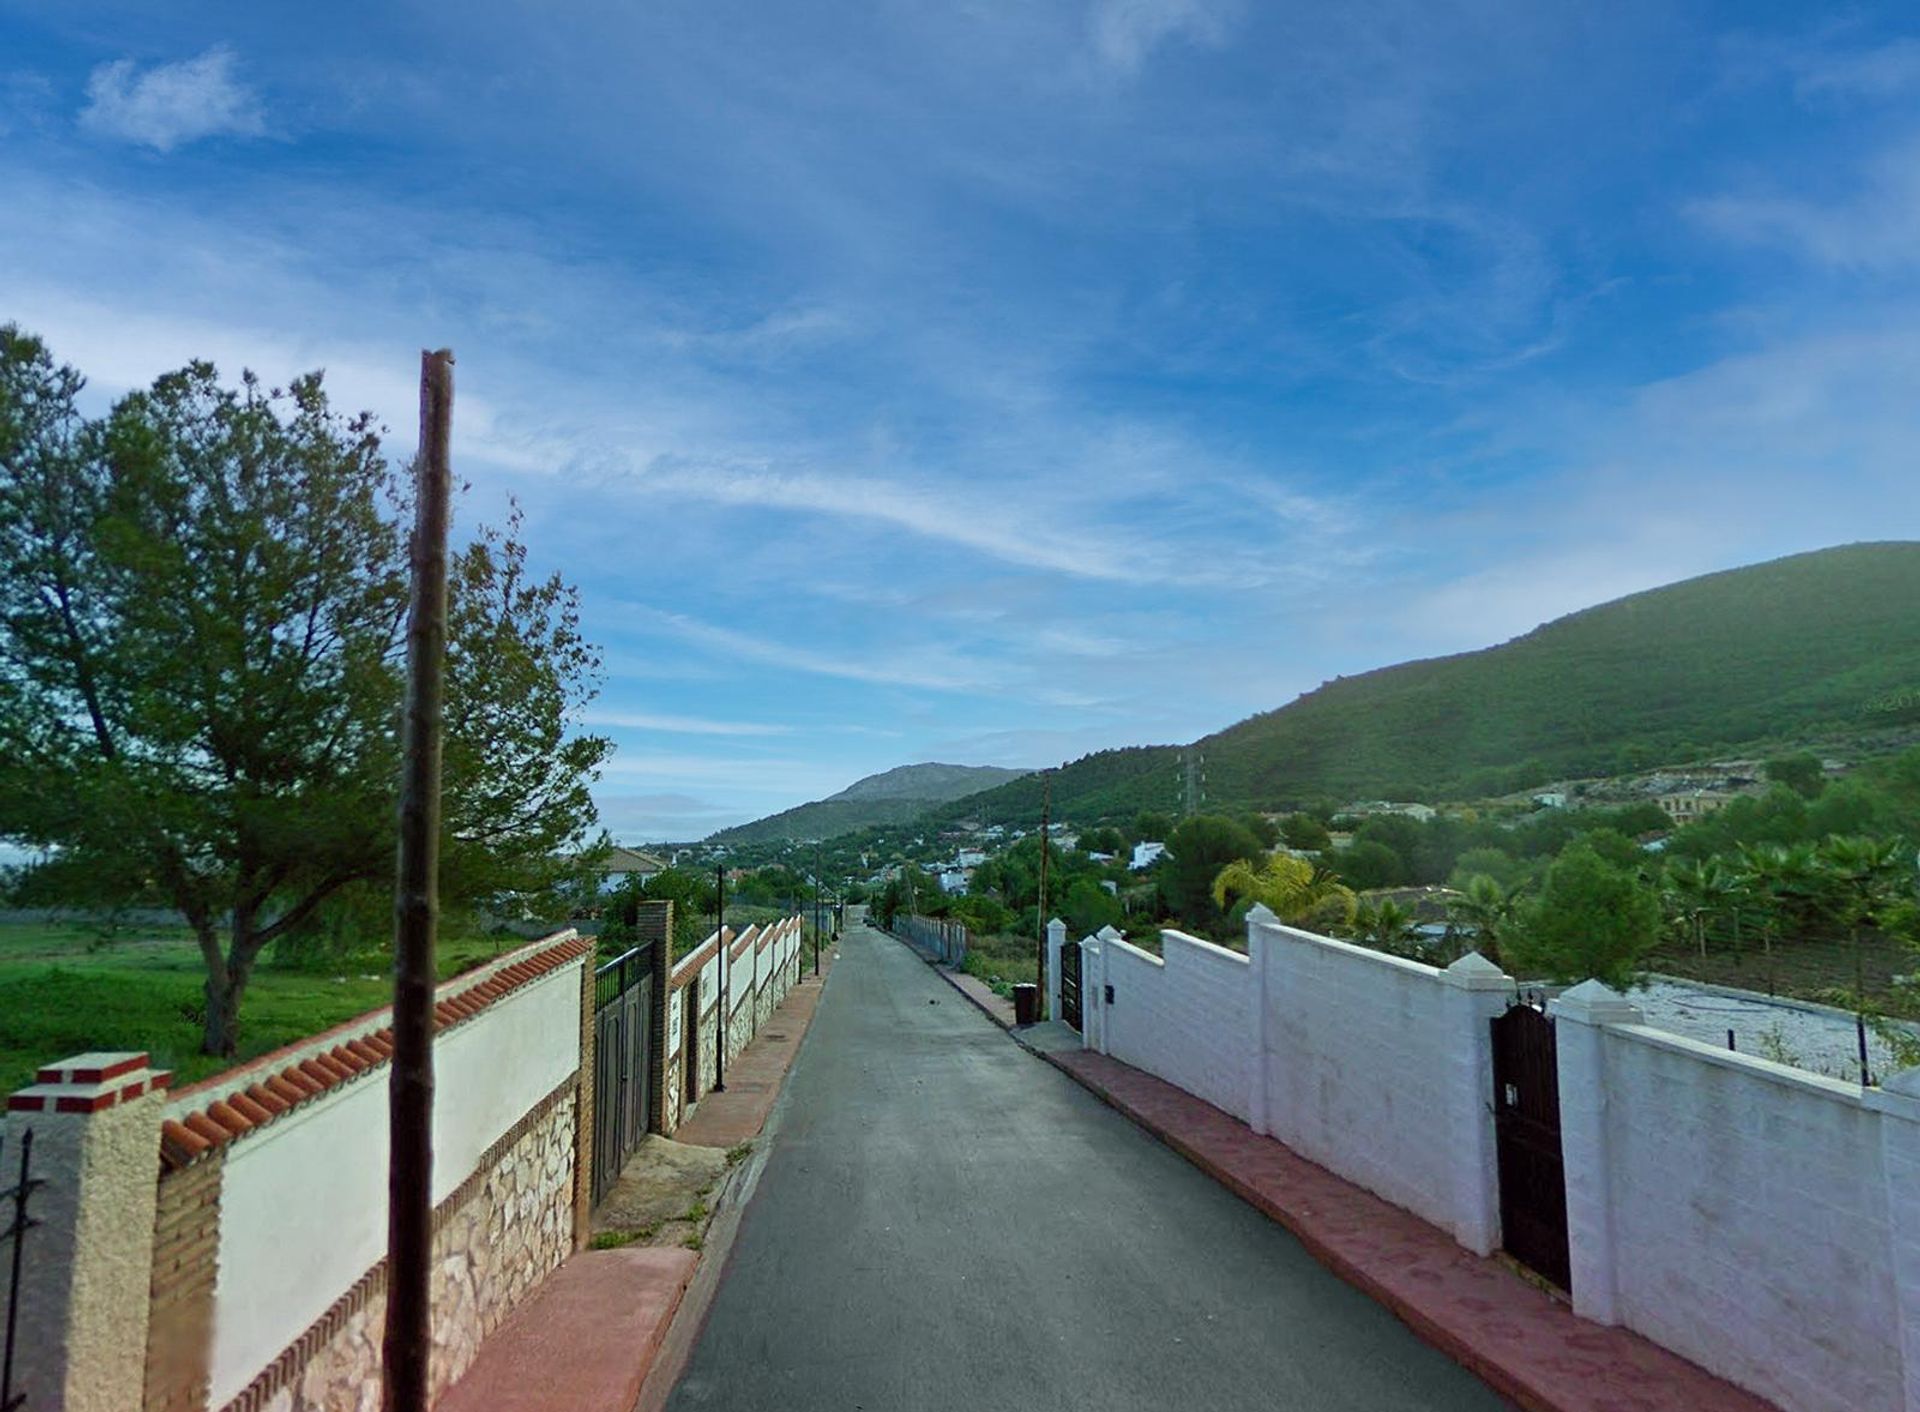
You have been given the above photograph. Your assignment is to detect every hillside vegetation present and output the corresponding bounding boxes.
[710,762,1030,843]
[932,542,1920,828]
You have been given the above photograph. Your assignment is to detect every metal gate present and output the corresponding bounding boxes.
[1490,1000,1570,1290]
[3,1129,41,1412]
[1060,939,1083,1032]
[592,944,655,1207]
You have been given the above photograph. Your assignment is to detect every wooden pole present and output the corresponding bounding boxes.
[384,349,454,1412]
[1036,772,1050,1020]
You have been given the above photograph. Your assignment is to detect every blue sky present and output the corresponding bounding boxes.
[3,2,1917,842]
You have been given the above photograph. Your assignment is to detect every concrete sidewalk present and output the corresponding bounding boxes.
[437,1248,697,1412]
[892,928,1777,1412]
[440,949,838,1412]
[674,949,835,1149]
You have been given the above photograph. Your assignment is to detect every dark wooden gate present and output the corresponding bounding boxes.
[1490,1001,1570,1290]
[1059,939,1083,1032]
[592,943,655,1207]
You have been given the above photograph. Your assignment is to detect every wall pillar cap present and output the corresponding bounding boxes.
[1245,903,1280,926]
[9,1054,171,1114]
[1095,925,1123,942]
[1440,951,1515,992]
[1550,979,1642,1026]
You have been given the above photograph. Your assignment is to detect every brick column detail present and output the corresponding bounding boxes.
[572,942,597,1251]
[142,1152,223,1412]
[3,1052,170,1412]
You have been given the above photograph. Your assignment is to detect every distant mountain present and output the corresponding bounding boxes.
[709,763,1032,844]
[927,542,1920,829]
[827,762,1029,803]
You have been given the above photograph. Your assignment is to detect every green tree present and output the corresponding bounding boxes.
[1505,845,1661,988]
[1331,839,1403,890]
[0,331,609,1054]
[1764,753,1827,799]
[1278,812,1331,851]
[1162,815,1263,933]
[1133,810,1175,842]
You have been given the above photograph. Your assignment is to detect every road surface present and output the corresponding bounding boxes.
[665,921,1508,1411]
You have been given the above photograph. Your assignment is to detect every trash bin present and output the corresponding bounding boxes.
[1012,983,1038,1026]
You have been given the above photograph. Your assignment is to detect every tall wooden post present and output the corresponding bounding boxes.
[1036,772,1051,1020]
[384,349,454,1412]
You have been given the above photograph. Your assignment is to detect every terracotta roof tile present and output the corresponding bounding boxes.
[161,1119,210,1165]
[228,1091,274,1125]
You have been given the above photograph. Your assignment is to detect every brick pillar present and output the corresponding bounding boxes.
[635,900,673,1136]
[572,940,597,1251]
[142,1150,223,1412]
[1551,979,1643,1323]
[3,1052,170,1412]
[1440,951,1517,1257]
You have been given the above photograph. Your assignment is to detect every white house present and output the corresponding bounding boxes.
[1130,841,1168,871]
[592,845,668,892]
[938,868,969,895]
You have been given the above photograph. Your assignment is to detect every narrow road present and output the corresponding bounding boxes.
[666,922,1508,1411]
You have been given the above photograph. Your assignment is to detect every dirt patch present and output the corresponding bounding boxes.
[593,1135,729,1240]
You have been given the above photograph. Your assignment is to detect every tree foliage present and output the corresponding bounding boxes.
[1505,844,1661,988]
[0,328,610,1053]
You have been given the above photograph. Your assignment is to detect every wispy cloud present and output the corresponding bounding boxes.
[580,709,792,737]
[1089,0,1234,76]
[79,46,265,152]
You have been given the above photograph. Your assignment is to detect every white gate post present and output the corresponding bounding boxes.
[1550,980,1642,1324]
[1045,918,1066,1021]
[1440,951,1517,1256]
[1868,1067,1920,1410]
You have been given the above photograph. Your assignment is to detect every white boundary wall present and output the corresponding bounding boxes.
[207,956,583,1407]
[1075,909,1920,1412]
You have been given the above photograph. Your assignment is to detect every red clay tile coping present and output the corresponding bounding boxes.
[668,928,731,988]
[730,925,760,960]
[157,930,591,1172]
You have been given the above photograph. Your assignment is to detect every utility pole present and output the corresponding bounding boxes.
[384,349,454,1412]
[814,841,823,967]
[713,861,726,1093]
[1036,771,1050,1021]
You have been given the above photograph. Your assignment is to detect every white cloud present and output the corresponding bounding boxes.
[1089,0,1232,76]
[80,47,265,152]
[580,709,791,736]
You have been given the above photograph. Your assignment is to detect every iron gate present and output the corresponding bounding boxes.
[2,1129,40,1412]
[1060,939,1083,1032]
[592,943,656,1207]
[1490,1000,1570,1291]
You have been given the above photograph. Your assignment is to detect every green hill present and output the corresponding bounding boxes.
[932,542,1920,828]
[709,763,1031,844]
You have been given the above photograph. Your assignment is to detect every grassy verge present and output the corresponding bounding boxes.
[959,933,1040,998]
[0,919,541,1095]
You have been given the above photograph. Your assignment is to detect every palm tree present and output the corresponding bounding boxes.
[1663,856,1730,960]
[1816,834,1914,1079]
[1445,873,1519,964]
[1351,897,1423,958]
[1213,852,1357,933]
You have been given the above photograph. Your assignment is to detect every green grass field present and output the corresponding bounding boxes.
[0,920,535,1096]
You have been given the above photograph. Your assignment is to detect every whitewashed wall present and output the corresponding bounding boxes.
[1097,931,1253,1123]
[1075,908,1920,1412]
[1555,985,1917,1412]
[206,957,583,1407]
[1255,917,1511,1253]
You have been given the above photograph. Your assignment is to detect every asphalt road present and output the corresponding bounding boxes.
[665,922,1509,1411]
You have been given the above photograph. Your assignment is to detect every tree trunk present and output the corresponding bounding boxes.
[202,912,260,1058]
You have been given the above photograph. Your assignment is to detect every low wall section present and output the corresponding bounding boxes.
[659,916,803,1136]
